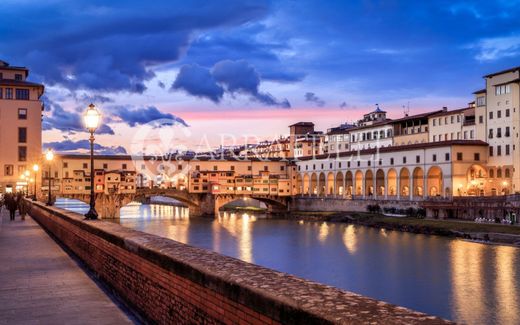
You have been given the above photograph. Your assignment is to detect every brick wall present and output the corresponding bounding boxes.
[28,201,451,324]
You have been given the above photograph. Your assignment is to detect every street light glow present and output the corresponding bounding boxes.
[33,164,39,172]
[45,149,54,161]
[84,103,101,132]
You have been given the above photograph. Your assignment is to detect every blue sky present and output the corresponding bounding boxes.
[1,0,519,153]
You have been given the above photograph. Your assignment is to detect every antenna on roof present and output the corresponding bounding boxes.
[403,102,410,117]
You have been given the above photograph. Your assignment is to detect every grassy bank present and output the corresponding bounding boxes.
[347,212,520,236]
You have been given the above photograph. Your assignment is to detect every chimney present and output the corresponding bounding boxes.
[442,106,448,112]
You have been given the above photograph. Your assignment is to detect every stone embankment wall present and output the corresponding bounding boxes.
[28,201,450,324]
[291,197,420,213]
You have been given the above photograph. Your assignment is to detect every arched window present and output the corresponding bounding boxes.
[489,169,494,178]
[497,168,502,178]
[505,168,511,178]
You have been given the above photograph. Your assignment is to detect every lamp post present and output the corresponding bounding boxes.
[32,164,39,200]
[84,103,101,220]
[24,170,30,196]
[45,149,54,205]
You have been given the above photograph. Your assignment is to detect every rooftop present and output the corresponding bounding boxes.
[484,66,520,78]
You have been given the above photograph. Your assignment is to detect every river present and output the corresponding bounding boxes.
[55,198,520,325]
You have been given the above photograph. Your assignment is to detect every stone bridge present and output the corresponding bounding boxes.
[60,188,290,219]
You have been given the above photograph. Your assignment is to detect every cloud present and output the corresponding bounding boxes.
[109,105,189,127]
[43,102,115,135]
[339,102,356,109]
[43,140,127,155]
[157,81,165,89]
[171,64,224,103]
[1,1,270,93]
[470,35,520,61]
[171,60,291,108]
[304,92,325,107]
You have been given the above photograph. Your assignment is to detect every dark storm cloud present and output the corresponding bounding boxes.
[44,140,127,155]
[43,101,115,135]
[304,92,325,107]
[172,64,224,103]
[171,60,291,108]
[0,0,270,93]
[109,105,189,127]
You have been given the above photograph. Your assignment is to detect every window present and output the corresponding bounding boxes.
[456,152,463,161]
[433,119,436,126]
[416,155,420,163]
[0,88,2,99]
[18,108,27,120]
[479,115,483,124]
[18,127,26,143]
[4,164,13,176]
[195,165,200,171]
[15,74,22,81]
[477,96,486,107]
[489,129,493,139]
[18,146,27,161]
[489,169,494,178]
[506,109,510,117]
[122,163,127,170]
[403,157,407,164]
[474,153,480,161]
[497,128,502,138]
[489,111,493,119]
[83,163,88,169]
[230,165,235,171]
[15,88,29,100]
[498,110,502,118]
[63,162,68,168]
[5,88,12,99]
[432,154,437,162]
[470,130,474,139]
[247,166,252,171]
[495,84,511,95]
[497,168,502,178]
[505,169,511,178]
[445,153,450,161]
[506,127,510,137]
[433,135,437,141]
[506,145,510,155]
[489,146,494,156]
[390,158,394,165]
[367,161,371,167]
[464,131,467,139]
[497,145,502,156]
[103,163,108,169]
[213,165,218,171]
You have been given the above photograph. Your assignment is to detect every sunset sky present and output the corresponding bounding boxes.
[1,0,520,154]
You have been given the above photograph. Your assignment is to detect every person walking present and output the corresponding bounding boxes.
[18,195,28,221]
[6,194,17,221]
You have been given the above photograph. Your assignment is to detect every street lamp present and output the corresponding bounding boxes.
[32,164,39,200]
[45,149,54,206]
[83,103,101,220]
[24,170,30,196]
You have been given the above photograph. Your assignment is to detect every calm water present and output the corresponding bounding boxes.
[56,198,520,325]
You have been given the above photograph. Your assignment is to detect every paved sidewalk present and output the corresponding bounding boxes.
[0,208,137,324]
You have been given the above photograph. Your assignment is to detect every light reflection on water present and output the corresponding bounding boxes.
[55,198,520,325]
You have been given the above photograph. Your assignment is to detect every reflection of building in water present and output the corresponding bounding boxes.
[450,240,485,324]
[342,225,357,254]
[318,222,329,243]
[217,212,255,263]
[495,246,519,325]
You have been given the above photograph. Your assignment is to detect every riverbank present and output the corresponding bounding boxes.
[289,211,520,246]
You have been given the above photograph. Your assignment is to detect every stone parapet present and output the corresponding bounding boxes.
[27,200,451,324]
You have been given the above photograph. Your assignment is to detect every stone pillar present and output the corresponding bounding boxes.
[409,174,413,201]
[397,177,401,200]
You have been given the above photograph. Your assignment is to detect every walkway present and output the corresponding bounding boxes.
[0,208,137,324]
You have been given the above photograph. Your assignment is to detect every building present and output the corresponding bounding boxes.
[0,60,44,193]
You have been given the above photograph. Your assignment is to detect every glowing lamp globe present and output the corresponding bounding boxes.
[45,149,54,162]
[33,164,39,172]
[84,103,101,132]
